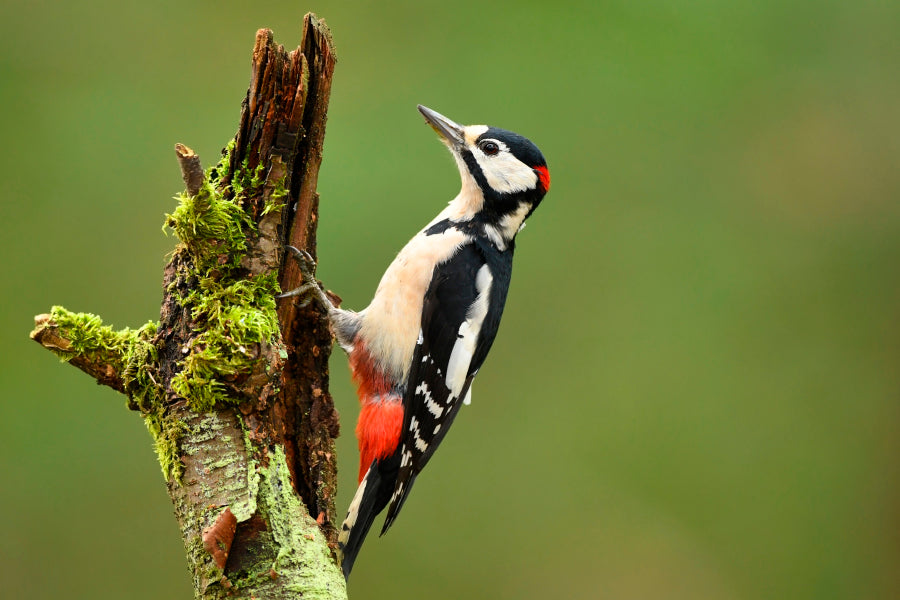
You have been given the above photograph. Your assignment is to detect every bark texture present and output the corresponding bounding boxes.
[30,14,346,600]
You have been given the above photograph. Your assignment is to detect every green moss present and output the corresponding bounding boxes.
[48,306,161,403]
[164,150,286,413]
[169,271,281,411]
[48,306,154,366]
[210,145,287,217]
[145,410,189,482]
[261,175,288,216]
[232,158,265,199]
[212,139,236,183]
[121,328,161,411]
[165,183,252,267]
[45,307,185,480]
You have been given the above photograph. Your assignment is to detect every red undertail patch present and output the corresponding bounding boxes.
[356,400,403,482]
[349,343,403,482]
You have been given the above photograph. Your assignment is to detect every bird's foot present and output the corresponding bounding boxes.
[277,246,332,310]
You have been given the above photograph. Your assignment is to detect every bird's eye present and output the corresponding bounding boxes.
[480,141,500,156]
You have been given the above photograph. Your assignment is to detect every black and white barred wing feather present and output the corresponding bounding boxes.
[380,241,509,533]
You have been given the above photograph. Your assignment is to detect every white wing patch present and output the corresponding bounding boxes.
[445,264,493,397]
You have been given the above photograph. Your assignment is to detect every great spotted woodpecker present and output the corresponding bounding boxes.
[280,106,549,578]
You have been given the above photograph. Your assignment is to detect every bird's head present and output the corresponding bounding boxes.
[418,105,549,242]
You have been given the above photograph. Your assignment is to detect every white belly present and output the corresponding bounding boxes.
[359,225,468,382]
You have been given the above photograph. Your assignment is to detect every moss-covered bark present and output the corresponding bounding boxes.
[30,14,346,600]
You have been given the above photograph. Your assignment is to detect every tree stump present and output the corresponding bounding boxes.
[30,14,346,600]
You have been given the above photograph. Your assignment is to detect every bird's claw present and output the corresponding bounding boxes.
[275,283,318,301]
[276,246,330,309]
[285,245,317,279]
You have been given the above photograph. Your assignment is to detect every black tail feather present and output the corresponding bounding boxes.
[380,471,419,535]
[339,455,399,579]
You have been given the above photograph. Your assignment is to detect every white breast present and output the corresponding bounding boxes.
[359,223,469,381]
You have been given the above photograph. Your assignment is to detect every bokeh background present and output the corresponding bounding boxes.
[2,1,898,598]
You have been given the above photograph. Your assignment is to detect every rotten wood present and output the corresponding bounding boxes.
[159,15,343,595]
[272,19,341,544]
[216,15,342,546]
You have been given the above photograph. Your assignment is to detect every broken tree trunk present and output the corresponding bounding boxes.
[30,14,346,600]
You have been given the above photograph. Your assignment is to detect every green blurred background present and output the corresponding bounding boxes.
[2,1,898,598]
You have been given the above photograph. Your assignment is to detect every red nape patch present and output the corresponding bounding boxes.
[535,165,551,192]
[356,400,404,482]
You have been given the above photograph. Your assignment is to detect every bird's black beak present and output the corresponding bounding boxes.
[418,105,465,148]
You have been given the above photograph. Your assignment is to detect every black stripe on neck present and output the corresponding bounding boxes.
[459,149,544,228]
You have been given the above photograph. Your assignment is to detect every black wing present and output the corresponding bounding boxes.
[381,238,512,533]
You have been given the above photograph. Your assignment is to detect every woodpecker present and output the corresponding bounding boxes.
[279,105,550,578]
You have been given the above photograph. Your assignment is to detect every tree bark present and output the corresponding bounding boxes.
[30,14,346,600]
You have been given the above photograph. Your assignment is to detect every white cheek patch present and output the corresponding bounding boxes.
[476,150,539,194]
